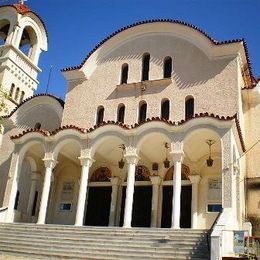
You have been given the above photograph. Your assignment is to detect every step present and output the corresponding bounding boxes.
[0,223,208,234]
[0,230,208,242]
[0,237,209,253]
[0,244,210,259]
[0,234,208,249]
[0,226,208,238]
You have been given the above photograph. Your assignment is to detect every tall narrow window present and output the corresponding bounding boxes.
[141,53,150,81]
[10,84,15,98]
[31,191,38,216]
[14,87,20,101]
[14,190,20,210]
[96,106,104,125]
[161,99,170,120]
[185,96,194,120]
[34,122,41,130]
[163,57,172,78]
[117,104,125,123]
[19,91,25,104]
[120,64,129,84]
[139,101,147,123]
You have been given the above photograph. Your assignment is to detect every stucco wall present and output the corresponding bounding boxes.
[48,161,80,225]
[62,34,239,128]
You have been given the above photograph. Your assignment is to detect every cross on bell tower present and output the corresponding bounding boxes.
[18,0,27,4]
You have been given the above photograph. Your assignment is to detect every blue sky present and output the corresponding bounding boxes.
[8,0,260,99]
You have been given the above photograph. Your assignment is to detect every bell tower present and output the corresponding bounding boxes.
[0,2,48,115]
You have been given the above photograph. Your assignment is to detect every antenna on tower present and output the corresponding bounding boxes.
[45,65,53,94]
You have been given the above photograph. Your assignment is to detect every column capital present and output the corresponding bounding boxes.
[78,156,94,167]
[110,176,121,186]
[124,146,139,164]
[150,175,162,185]
[43,158,57,169]
[189,174,201,184]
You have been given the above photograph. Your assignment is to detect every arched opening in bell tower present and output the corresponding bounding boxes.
[19,26,38,60]
[0,19,10,45]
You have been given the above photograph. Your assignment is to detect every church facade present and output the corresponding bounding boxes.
[0,3,259,259]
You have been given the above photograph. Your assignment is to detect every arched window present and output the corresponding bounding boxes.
[141,53,150,81]
[14,87,20,101]
[34,122,41,130]
[9,84,15,98]
[96,106,104,125]
[161,99,170,120]
[163,56,172,78]
[139,101,147,123]
[117,104,125,123]
[120,64,129,84]
[19,91,25,104]
[19,26,37,59]
[0,20,10,45]
[185,96,194,120]
[14,190,20,210]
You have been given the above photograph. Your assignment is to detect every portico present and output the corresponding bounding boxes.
[3,116,242,230]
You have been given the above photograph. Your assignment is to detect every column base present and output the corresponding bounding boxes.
[171,225,180,229]
[123,224,131,228]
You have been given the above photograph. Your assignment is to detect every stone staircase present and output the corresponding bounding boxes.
[0,223,210,259]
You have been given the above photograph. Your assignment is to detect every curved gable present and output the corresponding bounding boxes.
[4,94,64,131]
[62,19,253,84]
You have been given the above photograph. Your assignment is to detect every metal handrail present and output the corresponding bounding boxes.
[244,236,260,259]
[206,208,223,251]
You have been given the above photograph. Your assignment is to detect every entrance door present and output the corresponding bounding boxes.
[119,186,152,227]
[84,186,112,226]
[161,185,192,228]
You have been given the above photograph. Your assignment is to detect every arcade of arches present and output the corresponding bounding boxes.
[4,125,239,230]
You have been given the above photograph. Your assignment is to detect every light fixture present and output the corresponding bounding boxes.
[163,142,170,168]
[118,144,125,169]
[206,140,215,167]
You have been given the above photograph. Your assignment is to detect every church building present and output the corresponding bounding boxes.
[0,2,259,259]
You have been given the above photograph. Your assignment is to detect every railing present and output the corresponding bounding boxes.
[243,236,260,259]
[207,208,223,251]
[0,207,8,222]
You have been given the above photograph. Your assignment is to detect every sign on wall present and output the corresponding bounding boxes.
[208,178,222,201]
[61,182,74,201]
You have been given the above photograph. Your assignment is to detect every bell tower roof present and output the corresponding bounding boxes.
[11,3,31,14]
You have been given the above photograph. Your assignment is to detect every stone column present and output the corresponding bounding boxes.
[188,174,201,229]
[123,147,139,228]
[150,176,162,227]
[26,172,41,221]
[109,177,120,226]
[37,158,57,224]
[170,148,184,229]
[5,152,21,223]
[75,156,94,226]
